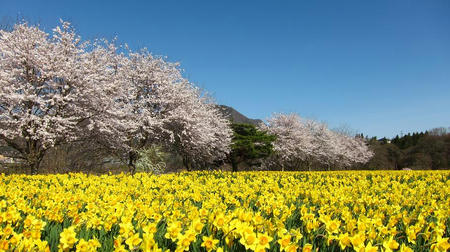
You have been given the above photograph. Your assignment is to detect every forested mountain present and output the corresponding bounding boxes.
[217,105,263,126]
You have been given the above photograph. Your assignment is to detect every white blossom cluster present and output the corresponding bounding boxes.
[261,113,374,170]
[0,21,232,172]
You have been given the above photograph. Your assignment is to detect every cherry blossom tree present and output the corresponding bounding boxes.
[262,113,373,170]
[261,113,313,171]
[96,46,232,172]
[0,20,233,174]
[332,132,374,167]
[0,21,127,173]
[303,119,342,168]
[306,120,373,168]
[79,34,232,173]
[160,85,232,170]
[87,46,172,173]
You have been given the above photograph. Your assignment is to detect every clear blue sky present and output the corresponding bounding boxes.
[2,0,449,138]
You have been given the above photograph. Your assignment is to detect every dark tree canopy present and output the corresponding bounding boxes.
[229,123,276,172]
[364,128,450,170]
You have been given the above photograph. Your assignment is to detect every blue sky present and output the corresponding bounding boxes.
[2,0,449,138]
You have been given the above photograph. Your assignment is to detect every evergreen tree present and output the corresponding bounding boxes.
[229,123,276,172]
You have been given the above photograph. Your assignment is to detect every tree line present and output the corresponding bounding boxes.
[361,127,450,170]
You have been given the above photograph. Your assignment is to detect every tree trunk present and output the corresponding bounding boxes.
[182,156,191,171]
[26,146,45,175]
[128,151,137,174]
[231,156,238,172]
[128,159,136,174]
[28,160,40,175]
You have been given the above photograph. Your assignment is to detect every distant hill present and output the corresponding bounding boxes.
[217,105,263,126]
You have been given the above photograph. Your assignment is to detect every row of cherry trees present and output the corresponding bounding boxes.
[0,21,232,173]
[0,21,373,173]
[261,113,373,171]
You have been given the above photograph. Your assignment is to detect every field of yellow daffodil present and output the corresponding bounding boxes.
[0,171,449,252]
